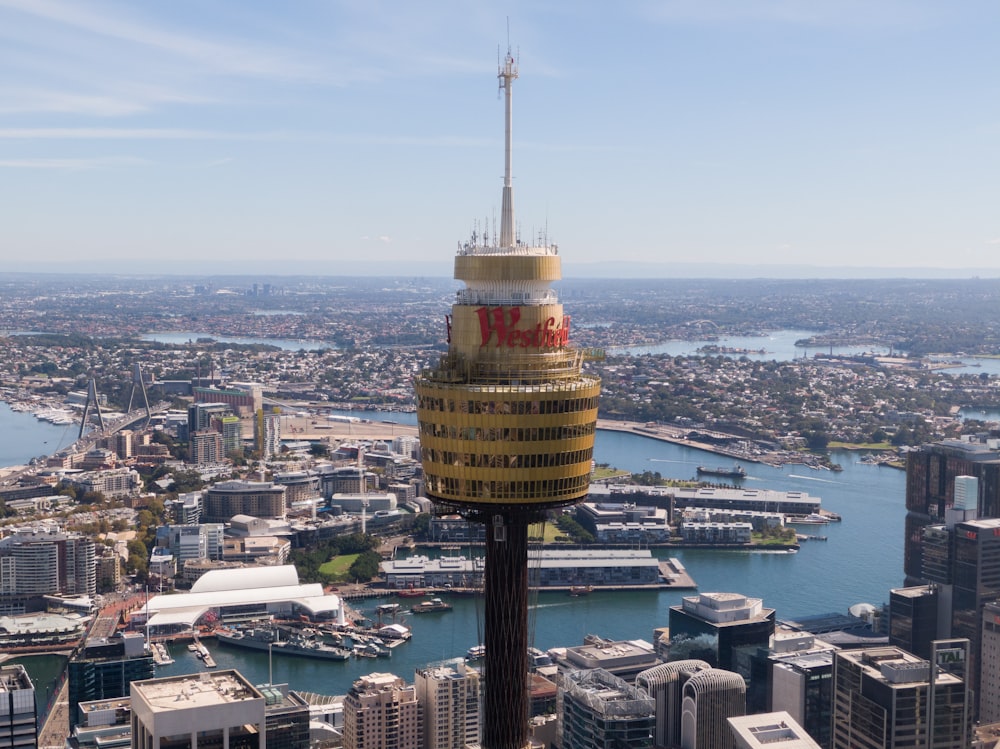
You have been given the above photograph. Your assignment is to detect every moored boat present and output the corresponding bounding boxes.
[216,627,351,661]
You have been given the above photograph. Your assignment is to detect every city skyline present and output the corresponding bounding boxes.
[4,1,1000,276]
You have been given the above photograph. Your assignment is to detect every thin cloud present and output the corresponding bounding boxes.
[0,156,148,169]
[0,128,287,140]
[0,0,320,80]
[639,0,940,28]
[0,89,159,117]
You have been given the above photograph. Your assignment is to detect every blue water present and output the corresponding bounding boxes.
[0,402,77,468]
[141,332,335,351]
[146,433,904,697]
[0,406,906,699]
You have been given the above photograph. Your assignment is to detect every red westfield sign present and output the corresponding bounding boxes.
[474,306,570,348]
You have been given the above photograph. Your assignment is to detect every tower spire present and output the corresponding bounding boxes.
[498,45,518,249]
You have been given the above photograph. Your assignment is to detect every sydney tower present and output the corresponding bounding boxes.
[414,48,601,749]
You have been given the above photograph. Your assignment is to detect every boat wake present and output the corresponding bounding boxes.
[787,474,837,484]
[530,602,574,610]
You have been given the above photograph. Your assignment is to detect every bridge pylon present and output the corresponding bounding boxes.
[79,377,106,440]
[126,363,152,427]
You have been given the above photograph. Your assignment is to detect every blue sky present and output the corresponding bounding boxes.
[3,1,1000,277]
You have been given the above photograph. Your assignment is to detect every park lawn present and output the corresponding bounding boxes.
[529,522,563,543]
[593,467,629,481]
[319,553,359,581]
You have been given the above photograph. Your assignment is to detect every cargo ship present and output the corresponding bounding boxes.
[697,464,747,479]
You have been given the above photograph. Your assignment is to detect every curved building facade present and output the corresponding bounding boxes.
[414,48,600,749]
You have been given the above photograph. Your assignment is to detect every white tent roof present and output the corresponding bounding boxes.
[191,564,299,593]
[144,565,340,629]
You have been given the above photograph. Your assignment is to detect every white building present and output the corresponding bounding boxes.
[0,664,36,749]
[131,670,265,749]
[728,711,820,749]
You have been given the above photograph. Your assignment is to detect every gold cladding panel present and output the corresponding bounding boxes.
[415,369,599,507]
[454,254,561,283]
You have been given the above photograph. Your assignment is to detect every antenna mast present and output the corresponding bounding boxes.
[498,38,518,249]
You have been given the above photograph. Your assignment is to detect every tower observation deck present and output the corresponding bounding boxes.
[414,48,600,749]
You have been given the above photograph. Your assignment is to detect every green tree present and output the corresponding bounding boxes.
[348,550,382,582]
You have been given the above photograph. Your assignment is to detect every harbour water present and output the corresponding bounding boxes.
[0,402,77,469]
[143,432,905,698]
[0,406,906,699]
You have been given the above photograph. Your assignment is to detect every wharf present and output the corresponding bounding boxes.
[658,557,697,589]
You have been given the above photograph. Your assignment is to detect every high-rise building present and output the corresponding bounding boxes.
[980,600,1000,722]
[950,516,1000,716]
[113,430,134,461]
[0,664,36,749]
[559,669,654,749]
[187,402,232,439]
[258,683,311,749]
[221,415,243,457]
[905,436,1000,585]
[413,47,600,749]
[745,628,837,749]
[680,668,747,749]
[636,659,711,749]
[0,530,96,601]
[342,673,420,749]
[889,585,940,660]
[131,670,266,749]
[189,430,224,465]
[69,633,154,728]
[414,662,481,749]
[668,592,776,677]
[831,643,970,749]
[203,481,286,522]
[255,410,281,458]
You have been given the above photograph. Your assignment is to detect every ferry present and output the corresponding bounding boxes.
[697,464,747,479]
[410,598,453,614]
[466,644,486,660]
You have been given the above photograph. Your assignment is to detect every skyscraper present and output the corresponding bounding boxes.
[414,662,481,749]
[831,644,970,749]
[905,436,1000,584]
[889,584,940,660]
[414,48,600,749]
[560,669,654,749]
[668,592,776,676]
[636,659,711,749]
[680,668,747,749]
